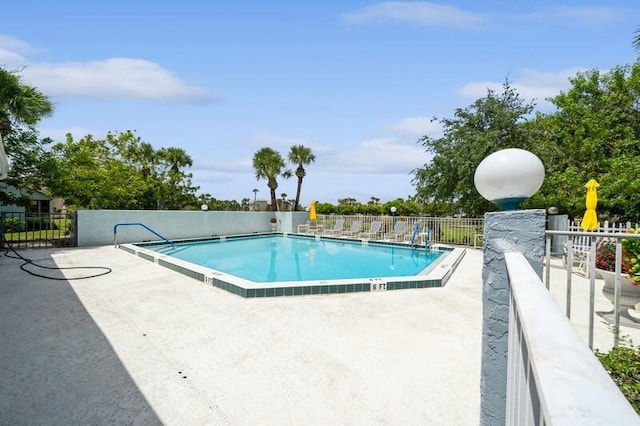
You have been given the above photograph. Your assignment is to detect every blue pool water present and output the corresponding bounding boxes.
[148,235,444,283]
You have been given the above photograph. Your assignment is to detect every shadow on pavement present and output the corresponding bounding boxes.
[0,249,162,424]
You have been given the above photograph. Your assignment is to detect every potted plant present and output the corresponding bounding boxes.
[595,229,640,310]
[270,217,278,232]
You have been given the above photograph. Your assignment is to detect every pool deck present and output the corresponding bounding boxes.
[1,245,638,425]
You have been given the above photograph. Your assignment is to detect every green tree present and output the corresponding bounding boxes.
[252,147,291,211]
[0,67,55,205]
[50,133,146,209]
[252,188,259,210]
[338,197,357,205]
[529,63,640,220]
[241,197,250,211]
[412,81,535,216]
[288,145,315,211]
[0,67,54,137]
[0,129,57,206]
[157,146,198,209]
[157,146,193,174]
[105,131,160,208]
[50,131,200,210]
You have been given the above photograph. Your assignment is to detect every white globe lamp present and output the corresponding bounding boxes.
[474,148,545,210]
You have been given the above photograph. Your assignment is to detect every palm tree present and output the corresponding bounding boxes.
[0,67,54,136]
[158,146,193,174]
[288,145,315,211]
[252,188,259,210]
[634,25,640,53]
[134,142,157,178]
[0,69,53,188]
[280,192,287,211]
[155,146,194,209]
[241,198,250,211]
[253,147,291,211]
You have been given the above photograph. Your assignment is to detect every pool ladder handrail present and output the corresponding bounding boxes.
[410,222,432,250]
[113,222,174,248]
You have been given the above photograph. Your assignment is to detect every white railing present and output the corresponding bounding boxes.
[316,214,484,247]
[544,230,640,348]
[505,252,639,425]
[569,219,639,233]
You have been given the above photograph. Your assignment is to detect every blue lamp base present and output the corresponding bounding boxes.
[493,197,527,211]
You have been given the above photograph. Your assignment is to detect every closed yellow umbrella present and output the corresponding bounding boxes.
[309,200,317,222]
[581,179,599,231]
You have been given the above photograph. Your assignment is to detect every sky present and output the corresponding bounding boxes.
[1,1,639,206]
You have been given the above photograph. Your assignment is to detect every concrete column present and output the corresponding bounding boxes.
[480,209,546,425]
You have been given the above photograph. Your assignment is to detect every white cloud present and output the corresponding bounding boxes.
[457,67,586,109]
[319,136,430,174]
[527,6,624,26]
[22,58,213,103]
[199,128,430,178]
[39,126,98,142]
[0,35,214,104]
[386,116,442,139]
[196,158,254,173]
[343,3,625,30]
[0,35,39,59]
[343,2,484,29]
[191,128,432,202]
[248,132,312,149]
[0,48,28,68]
[457,81,504,99]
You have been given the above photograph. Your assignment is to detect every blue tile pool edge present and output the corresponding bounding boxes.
[119,235,466,298]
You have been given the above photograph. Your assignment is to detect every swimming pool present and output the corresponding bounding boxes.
[120,234,466,298]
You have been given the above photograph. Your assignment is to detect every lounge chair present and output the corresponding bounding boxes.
[385,220,408,241]
[341,220,362,237]
[323,218,345,236]
[359,221,383,240]
[298,221,321,234]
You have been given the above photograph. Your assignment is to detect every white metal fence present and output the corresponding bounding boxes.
[505,252,639,425]
[569,219,639,233]
[316,214,484,247]
[545,229,640,348]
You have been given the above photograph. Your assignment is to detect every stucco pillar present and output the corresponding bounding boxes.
[480,209,546,425]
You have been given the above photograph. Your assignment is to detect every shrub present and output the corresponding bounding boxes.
[595,343,640,414]
[2,216,24,232]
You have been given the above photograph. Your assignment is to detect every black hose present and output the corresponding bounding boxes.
[1,235,112,280]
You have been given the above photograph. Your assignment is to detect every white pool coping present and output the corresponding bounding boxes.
[120,234,466,297]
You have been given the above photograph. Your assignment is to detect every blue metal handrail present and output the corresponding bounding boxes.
[113,222,174,248]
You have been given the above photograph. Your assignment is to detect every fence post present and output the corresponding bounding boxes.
[0,211,4,248]
[480,209,546,425]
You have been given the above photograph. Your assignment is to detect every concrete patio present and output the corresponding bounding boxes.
[0,245,637,424]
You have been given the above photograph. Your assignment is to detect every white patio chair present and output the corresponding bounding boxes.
[341,220,362,237]
[323,218,345,236]
[384,220,408,241]
[359,221,383,240]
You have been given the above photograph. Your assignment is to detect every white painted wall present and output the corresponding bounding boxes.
[76,210,308,246]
